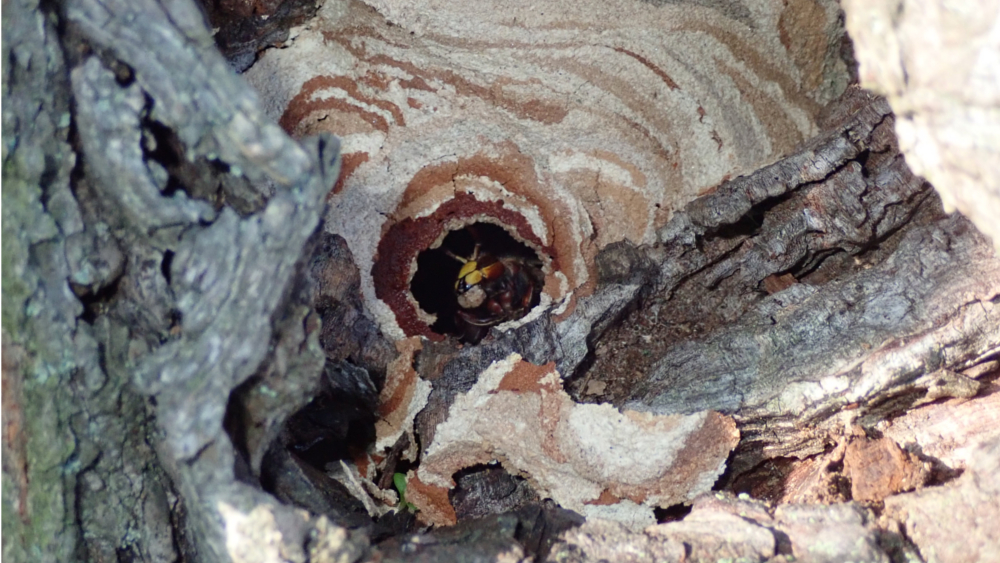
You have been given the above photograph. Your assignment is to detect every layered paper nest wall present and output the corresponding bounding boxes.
[246,0,851,341]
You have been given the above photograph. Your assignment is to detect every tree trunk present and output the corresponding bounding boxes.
[2,0,997,562]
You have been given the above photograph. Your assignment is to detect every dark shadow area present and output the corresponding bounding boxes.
[282,369,378,470]
[74,275,123,325]
[654,503,693,523]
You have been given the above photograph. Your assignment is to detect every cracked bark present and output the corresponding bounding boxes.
[4,0,345,560]
[2,0,998,562]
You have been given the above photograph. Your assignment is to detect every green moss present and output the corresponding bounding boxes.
[2,471,23,562]
[2,153,78,563]
[1,176,34,336]
[0,346,78,562]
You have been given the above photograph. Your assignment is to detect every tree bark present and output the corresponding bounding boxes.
[4,0,345,560]
[2,0,998,562]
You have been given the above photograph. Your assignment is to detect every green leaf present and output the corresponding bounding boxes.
[392,473,417,513]
[393,472,407,497]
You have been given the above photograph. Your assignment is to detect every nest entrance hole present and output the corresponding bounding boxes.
[410,222,544,340]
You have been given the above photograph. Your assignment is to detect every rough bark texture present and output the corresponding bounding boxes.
[547,493,893,563]
[4,0,351,561]
[3,0,999,562]
[843,0,1000,253]
[207,0,323,71]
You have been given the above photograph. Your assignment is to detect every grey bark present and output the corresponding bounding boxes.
[4,0,341,560]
